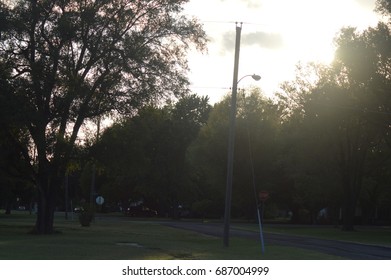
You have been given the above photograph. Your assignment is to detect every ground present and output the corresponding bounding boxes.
[1,211,390,260]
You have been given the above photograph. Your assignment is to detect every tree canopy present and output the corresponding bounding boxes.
[93,94,211,216]
[278,20,391,229]
[0,0,206,233]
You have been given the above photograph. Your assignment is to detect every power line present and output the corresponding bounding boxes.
[200,20,275,28]
[201,20,237,24]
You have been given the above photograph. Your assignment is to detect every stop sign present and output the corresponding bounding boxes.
[259,191,269,202]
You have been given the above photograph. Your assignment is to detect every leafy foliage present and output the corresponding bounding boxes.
[278,22,391,229]
[0,0,206,233]
[93,94,211,216]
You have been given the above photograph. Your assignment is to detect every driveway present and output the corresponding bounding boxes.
[164,221,391,260]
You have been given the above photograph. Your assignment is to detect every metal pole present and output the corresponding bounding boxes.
[65,172,69,220]
[257,206,265,254]
[223,22,242,247]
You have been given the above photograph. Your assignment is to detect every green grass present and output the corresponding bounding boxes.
[0,212,343,260]
[233,223,391,247]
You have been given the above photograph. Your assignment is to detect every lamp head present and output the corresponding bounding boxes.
[251,74,261,81]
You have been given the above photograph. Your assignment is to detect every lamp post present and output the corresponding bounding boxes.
[223,25,261,249]
[238,74,261,84]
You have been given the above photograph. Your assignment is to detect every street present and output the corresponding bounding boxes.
[165,221,391,260]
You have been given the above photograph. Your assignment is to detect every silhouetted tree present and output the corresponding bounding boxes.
[0,0,206,233]
[189,89,282,219]
[278,23,391,230]
[94,94,211,216]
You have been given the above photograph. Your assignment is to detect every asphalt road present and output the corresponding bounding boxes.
[165,222,391,260]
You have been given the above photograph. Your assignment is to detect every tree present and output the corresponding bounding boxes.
[95,106,172,212]
[0,134,35,214]
[0,52,35,214]
[94,94,211,216]
[189,89,282,219]
[278,23,391,230]
[168,94,211,214]
[187,96,231,218]
[234,89,282,218]
[0,0,206,233]
[324,24,391,230]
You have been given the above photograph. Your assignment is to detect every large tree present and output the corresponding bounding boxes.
[93,94,211,216]
[0,0,206,233]
[321,24,391,230]
[189,89,282,219]
[278,22,391,230]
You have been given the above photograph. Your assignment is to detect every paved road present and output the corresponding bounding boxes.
[164,222,391,260]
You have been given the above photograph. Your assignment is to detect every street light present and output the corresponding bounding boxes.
[223,73,260,247]
[237,74,261,84]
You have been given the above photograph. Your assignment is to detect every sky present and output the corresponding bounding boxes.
[183,0,381,104]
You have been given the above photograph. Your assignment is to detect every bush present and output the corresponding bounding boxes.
[78,205,94,227]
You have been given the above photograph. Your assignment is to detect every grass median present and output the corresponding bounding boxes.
[232,223,391,247]
[0,212,346,260]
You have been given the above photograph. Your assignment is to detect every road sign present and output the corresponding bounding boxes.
[259,191,269,202]
[96,196,104,205]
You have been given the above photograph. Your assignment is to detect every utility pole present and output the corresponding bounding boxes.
[90,117,101,210]
[223,22,242,247]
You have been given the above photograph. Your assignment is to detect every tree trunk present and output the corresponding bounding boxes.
[5,202,11,215]
[33,188,55,234]
[340,162,363,231]
[32,163,62,234]
[338,125,367,231]
[341,195,356,231]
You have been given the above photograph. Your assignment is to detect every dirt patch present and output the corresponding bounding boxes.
[116,242,144,248]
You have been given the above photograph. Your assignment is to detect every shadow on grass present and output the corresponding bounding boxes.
[0,214,343,260]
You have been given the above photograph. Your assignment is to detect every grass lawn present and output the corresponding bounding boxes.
[233,223,391,247]
[0,212,343,260]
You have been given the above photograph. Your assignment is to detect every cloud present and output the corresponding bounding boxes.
[243,32,284,49]
[222,31,284,52]
[355,0,376,9]
[242,0,261,8]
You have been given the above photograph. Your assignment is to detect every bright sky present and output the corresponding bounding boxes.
[184,0,381,104]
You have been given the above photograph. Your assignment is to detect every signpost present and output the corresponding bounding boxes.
[95,196,104,218]
[96,196,104,205]
[257,191,269,254]
[259,191,269,202]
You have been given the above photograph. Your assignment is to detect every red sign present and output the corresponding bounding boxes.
[259,191,269,202]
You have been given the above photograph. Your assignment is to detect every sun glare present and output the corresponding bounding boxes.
[184,0,380,102]
[269,2,337,64]
[269,0,379,64]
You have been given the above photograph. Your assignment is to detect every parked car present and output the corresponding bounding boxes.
[73,207,84,213]
[124,205,157,217]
